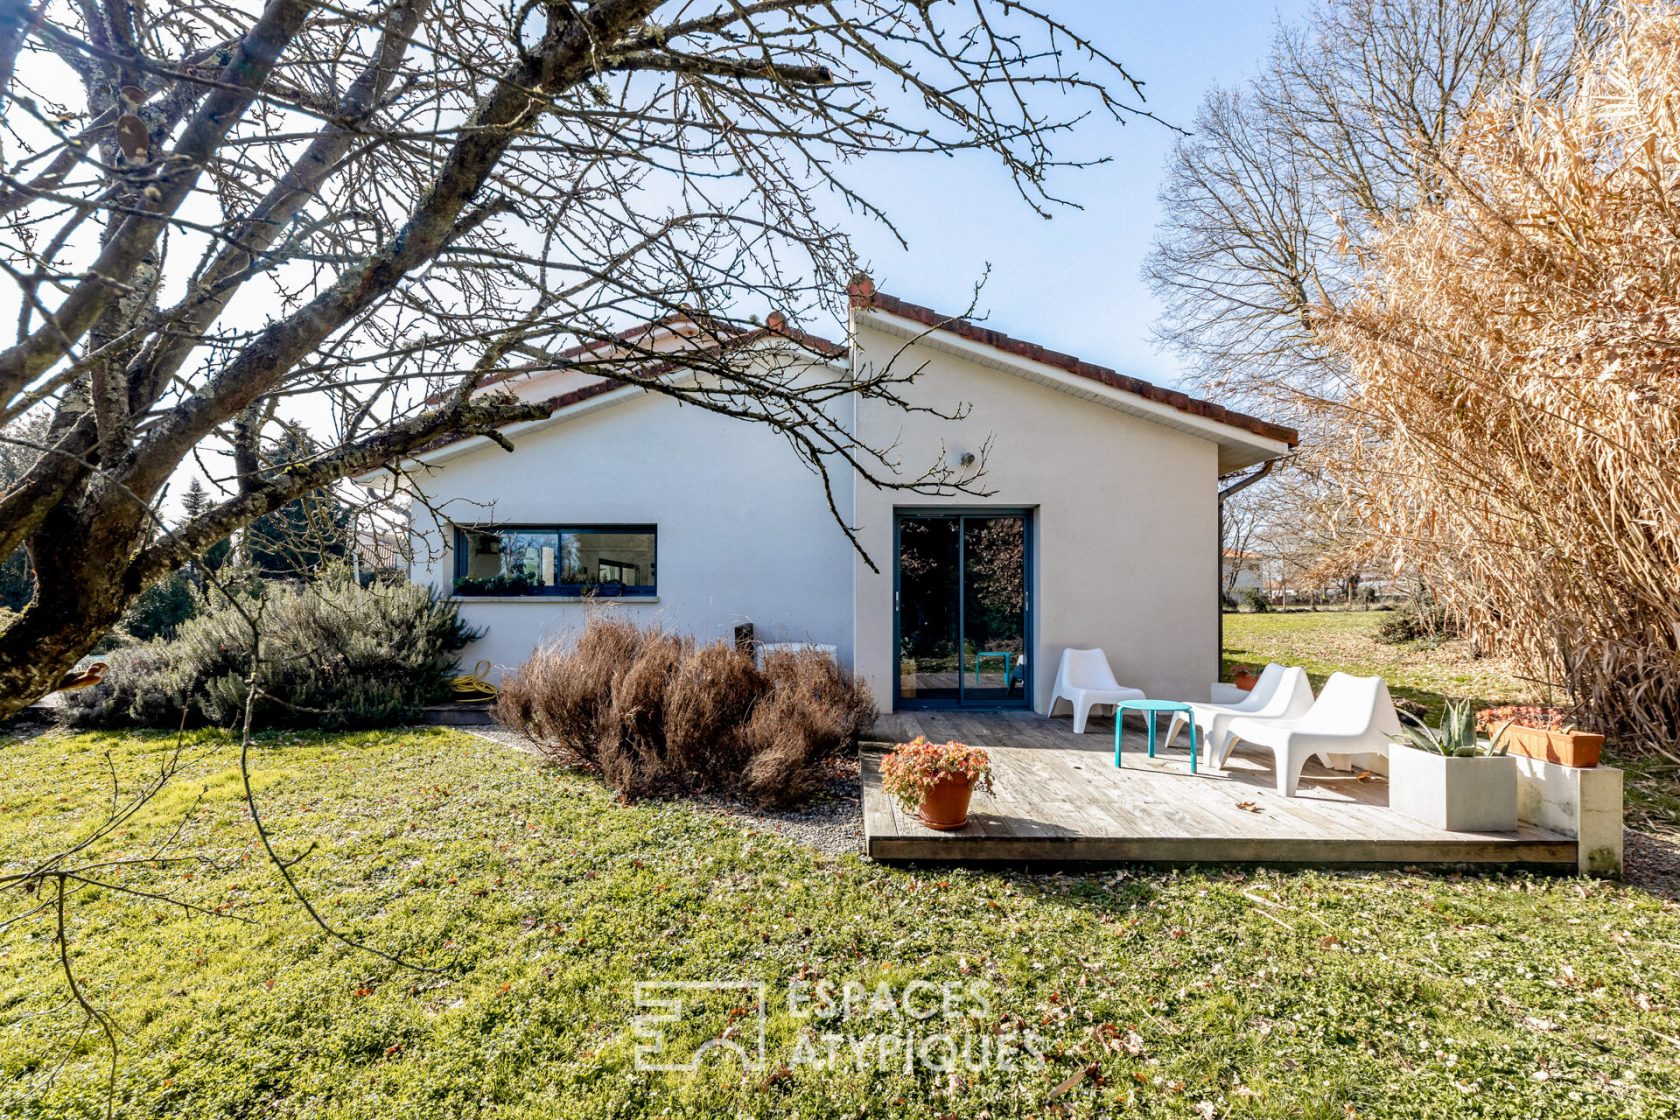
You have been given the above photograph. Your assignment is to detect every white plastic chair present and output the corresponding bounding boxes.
[1047,648,1145,734]
[1163,665,1315,769]
[1208,663,1284,707]
[1223,672,1403,796]
[1209,682,1248,705]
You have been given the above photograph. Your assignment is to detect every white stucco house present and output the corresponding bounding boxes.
[380,278,1296,714]
[1223,549,1267,594]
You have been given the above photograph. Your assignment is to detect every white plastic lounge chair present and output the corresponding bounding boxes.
[1047,648,1145,734]
[1163,665,1315,769]
[1209,681,1248,705]
[1223,672,1403,796]
[1205,663,1283,707]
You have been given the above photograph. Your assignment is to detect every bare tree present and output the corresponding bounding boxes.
[1146,0,1609,417]
[1220,488,1260,598]
[0,0,1147,721]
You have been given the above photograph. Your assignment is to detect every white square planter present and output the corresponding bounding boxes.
[1389,745,1518,832]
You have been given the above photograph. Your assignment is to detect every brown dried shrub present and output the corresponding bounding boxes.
[495,616,644,766]
[743,649,876,806]
[600,629,690,793]
[663,640,765,779]
[499,618,876,804]
[493,642,567,751]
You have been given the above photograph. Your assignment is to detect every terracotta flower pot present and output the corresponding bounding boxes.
[1232,666,1260,692]
[1500,724,1603,768]
[918,775,976,830]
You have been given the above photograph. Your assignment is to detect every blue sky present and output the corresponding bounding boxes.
[841,1,1313,390]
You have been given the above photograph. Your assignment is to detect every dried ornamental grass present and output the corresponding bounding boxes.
[495,617,645,764]
[600,628,690,791]
[1316,0,1680,756]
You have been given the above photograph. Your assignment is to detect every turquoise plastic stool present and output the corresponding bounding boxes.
[1113,699,1200,773]
[973,651,1013,683]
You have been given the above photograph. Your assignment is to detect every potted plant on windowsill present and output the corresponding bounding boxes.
[1388,700,1518,832]
[880,737,993,830]
[1475,705,1603,768]
[455,574,533,597]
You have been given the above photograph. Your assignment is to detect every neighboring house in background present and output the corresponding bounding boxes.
[371,278,1296,713]
[1223,548,1266,594]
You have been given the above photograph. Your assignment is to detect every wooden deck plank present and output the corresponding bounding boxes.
[862,712,1579,868]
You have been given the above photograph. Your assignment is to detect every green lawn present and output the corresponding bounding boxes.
[1223,610,1680,832]
[1222,610,1547,719]
[4,727,1679,1118]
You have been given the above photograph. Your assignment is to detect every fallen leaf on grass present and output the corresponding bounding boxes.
[1048,1063,1098,1099]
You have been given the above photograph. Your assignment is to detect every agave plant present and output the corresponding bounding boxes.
[1397,699,1513,758]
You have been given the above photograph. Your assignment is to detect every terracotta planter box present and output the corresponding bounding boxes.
[1389,745,1518,832]
[1499,724,1603,769]
[919,775,976,830]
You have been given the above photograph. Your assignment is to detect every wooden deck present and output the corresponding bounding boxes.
[863,711,1579,868]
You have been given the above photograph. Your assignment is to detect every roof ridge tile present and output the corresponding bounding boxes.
[853,286,1297,447]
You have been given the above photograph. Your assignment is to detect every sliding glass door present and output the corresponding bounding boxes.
[895,511,1030,709]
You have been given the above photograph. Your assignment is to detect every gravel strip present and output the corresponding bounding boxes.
[462,726,865,857]
[686,765,863,858]
[1624,829,1680,900]
[462,725,541,753]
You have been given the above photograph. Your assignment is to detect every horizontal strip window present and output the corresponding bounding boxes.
[453,525,656,597]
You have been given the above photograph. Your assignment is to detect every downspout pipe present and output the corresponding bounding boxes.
[1219,458,1276,503]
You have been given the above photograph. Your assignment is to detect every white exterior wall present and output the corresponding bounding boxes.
[402,317,1247,709]
[407,386,856,675]
[849,318,1220,712]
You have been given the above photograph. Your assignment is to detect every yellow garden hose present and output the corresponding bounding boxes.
[449,660,498,704]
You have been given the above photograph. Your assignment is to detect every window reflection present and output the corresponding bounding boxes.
[453,526,656,596]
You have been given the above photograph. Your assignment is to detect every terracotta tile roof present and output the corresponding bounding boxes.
[408,321,845,458]
[422,312,753,406]
[521,322,846,409]
[847,276,1298,447]
[405,286,1294,463]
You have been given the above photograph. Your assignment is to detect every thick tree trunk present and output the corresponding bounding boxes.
[0,502,143,720]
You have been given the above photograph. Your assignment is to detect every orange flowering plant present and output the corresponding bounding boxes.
[879,736,994,811]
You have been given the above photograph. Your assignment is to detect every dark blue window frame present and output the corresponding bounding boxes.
[452,524,657,597]
[893,508,1034,711]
